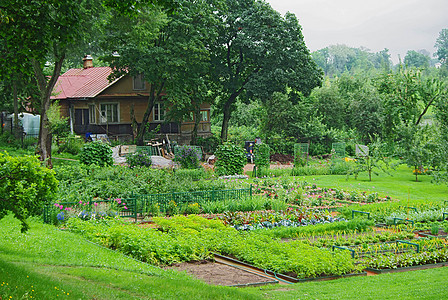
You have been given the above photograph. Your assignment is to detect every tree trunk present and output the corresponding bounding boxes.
[32,55,65,168]
[136,85,157,146]
[220,94,237,142]
[415,165,419,182]
[130,103,138,141]
[13,81,18,128]
[12,80,20,138]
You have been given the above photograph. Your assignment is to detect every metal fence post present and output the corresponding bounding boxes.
[133,197,137,223]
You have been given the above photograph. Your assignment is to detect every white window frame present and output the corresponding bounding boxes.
[200,110,210,122]
[99,103,119,124]
[88,104,96,124]
[133,74,145,90]
[152,102,165,122]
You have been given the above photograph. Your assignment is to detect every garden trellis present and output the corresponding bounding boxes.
[355,144,369,157]
[332,142,346,158]
[294,143,309,160]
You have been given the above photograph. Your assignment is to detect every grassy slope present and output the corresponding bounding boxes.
[0,215,258,300]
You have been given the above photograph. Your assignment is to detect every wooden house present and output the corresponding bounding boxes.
[51,56,211,143]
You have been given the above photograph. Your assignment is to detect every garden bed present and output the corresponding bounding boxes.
[415,229,448,238]
[364,261,448,274]
[165,260,278,287]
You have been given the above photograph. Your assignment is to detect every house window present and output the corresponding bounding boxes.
[100,103,119,123]
[183,112,194,123]
[153,103,164,122]
[133,74,145,90]
[88,104,96,124]
[200,110,209,122]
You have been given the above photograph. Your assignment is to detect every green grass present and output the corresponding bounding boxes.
[297,164,448,203]
[244,267,448,299]
[0,215,258,300]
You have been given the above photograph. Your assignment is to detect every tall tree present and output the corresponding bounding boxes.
[210,0,322,142]
[104,0,218,145]
[376,68,447,140]
[435,28,448,64]
[404,50,430,69]
[0,0,105,166]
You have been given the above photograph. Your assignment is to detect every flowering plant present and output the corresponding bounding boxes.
[174,145,201,169]
[51,198,126,224]
[126,150,152,168]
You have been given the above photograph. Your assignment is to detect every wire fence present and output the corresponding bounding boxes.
[43,186,253,223]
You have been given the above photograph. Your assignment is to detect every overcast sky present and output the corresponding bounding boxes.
[267,0,448,63]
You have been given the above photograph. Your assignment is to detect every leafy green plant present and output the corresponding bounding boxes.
[79,141,113,166]
[431,223,440,235]
[126,149,152,168]
[174,168,213,181]
[165,200,179,216]
[214,143,246,176]
[347,138,391,181]
[196,135,221,154]
[57,134,84,155]
[180,202,203,215]
[253,143,271,169]
[0,152,58,232]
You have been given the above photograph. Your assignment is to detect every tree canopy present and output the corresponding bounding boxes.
[210,0,322,141]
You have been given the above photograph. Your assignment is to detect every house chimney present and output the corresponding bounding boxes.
[83,55,93,69]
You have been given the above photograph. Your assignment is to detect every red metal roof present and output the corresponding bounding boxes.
[51,67,122,100]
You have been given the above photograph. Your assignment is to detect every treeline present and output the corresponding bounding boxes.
[215,40,448,167]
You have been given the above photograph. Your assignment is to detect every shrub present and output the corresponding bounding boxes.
[253,143,271,169]
[79,141,113,166]
[126,150,152,168]
[0,153,58,232]
[196,135,221,154]
[214,143,247,176]
[57,134,84,155]
[174,145,201,169]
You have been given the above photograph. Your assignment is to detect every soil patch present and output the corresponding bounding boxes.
[270,153,294,164]
[165,260,275,286]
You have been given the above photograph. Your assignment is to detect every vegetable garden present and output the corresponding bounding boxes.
[41,160,448,284]
[2,144,448,298]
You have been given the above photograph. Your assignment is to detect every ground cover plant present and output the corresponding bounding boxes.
[219,208,345,231]
[65,215,358,279]
[0,214,258,300]
[252,177,393,209]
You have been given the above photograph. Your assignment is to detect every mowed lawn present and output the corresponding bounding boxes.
[304,164,448,203]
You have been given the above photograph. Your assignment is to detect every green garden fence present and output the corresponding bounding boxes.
[133,186,252,215]
[136,145,160,156]
[44,187,252,223]
[43,198,137,224]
